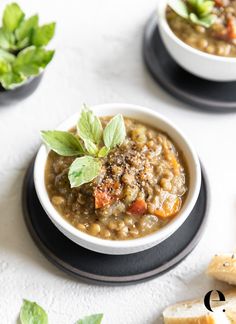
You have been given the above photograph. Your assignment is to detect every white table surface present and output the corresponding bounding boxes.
[0,0,236,323]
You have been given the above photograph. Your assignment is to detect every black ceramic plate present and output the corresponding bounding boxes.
[143,14,236,112]
[0,74,42,105]
[22,160,209,285]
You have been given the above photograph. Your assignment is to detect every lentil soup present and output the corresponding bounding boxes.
[45,117,188,240]
[167,1,236,57]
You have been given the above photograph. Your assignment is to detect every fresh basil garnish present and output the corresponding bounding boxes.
[83,138,99,155]
[77,106,103,145]
[168,0,216,28]
[103,114,126,149]
[68,156,101,188]
[189,12,215,27]
[42,106,127,188]
[98,146,110,158]
[76,314,103,324]
[20,300,48,324]
[168,0,189,19]
[41,130,85,156]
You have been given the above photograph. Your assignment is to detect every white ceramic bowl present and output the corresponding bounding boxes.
[34,103,201,255]
[157,0,236,81]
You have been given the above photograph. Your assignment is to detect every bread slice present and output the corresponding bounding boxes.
[163,290,236,324]
[207,254,236,285]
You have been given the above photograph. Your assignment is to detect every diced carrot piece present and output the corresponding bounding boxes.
[227,17,236,40]
[162,140,180,176]
[154,197,181,219]
[94,180,120,209]
[214,0,224,7]
[94,189,114,209]
[127,199,147,215]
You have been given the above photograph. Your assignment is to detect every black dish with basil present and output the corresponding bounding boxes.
[0,2,55,90]
[167,0,236,57]
[42,107,188,240]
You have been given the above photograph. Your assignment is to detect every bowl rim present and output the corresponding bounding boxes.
[157,0,236,63]
[34,103,201,250]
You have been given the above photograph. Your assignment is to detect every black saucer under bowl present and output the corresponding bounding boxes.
[143,14,236,112]
[22,160,209,285]
[0,74,42,105]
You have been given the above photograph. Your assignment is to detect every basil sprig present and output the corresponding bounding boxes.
[0,3,55,90]
[19,299,103,324]
[168,0,216,28]
[41,105,126,188]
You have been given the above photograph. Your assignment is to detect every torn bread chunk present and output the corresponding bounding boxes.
[163,290,236,324]
[207,254,236,285]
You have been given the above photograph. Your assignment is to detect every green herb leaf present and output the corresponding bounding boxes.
[187,0,214,17]
[0,71,25,89]
[197,1,214,16]
[168,0,189,19]
[15,15,39,45]
[0,27,15,50]
[41,130,85,156]
[77,106,103,145]
[0,59,11,75]
[3,3,25,32]
[0,48,15,63]
[20,299,48,324]
[68,156,101,188]
[84,139,99,155]
[98,146,110,158]
[14,46,54,77]
[32,22,56,46]
[76,314,103,324]
[189,12,215,27]
[103,114,126,149]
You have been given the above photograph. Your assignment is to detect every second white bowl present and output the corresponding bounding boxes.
[157,0,236,82]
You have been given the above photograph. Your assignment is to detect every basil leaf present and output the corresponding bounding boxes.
[98,146,110,158]
[77,107,103,145]
[0,27,15,50]
[20,300,48,324]
[0,59,11,75]
[68,156,101,188]
[168,0,189,19]
[41,130,84,156]
[198,1,214,16]
[14,46,54,77]
[0,71,25,90]
[32,22,56,46]
[76,314,103,324]
[189,12,215,27]
[3,3,25,32]
[103,114,126,149]
[15,15,39,44]
[84,139,98,155]
[0,48,15,63]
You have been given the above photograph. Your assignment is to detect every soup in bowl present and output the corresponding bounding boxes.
[34,103,201,254]
[157,0,236,81]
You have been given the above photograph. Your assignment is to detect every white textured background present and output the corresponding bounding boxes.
[0,0,236,323]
